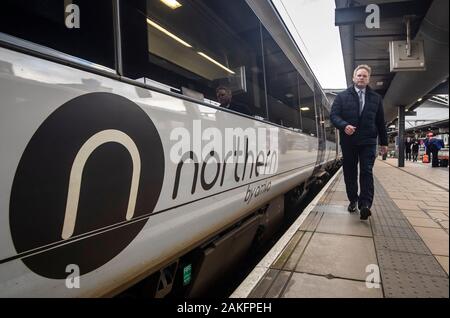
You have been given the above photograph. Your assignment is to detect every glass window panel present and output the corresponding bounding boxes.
[0,0,115,69]
[121,0,267,117]
[262,27,301,129]
[323,106,336,142]
[315,83,326,147]
[299,81,316,136]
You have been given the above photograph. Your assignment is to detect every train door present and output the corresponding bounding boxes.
[314,85,326,167]
[322,106,336,163]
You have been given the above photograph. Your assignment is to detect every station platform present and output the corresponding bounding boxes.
[231,158,449,298]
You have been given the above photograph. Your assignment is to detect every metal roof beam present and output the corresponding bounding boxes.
[426,80,449,96]
[354,34,406,38]
[407,80,449,111]
[354,58,389,61]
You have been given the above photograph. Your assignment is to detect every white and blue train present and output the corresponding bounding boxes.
[0,0,341,297]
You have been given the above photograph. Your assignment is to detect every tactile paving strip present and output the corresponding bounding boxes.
[372,176,449,297]
[371,214,412,227]
[372,208,405,219]
[374,236,432,256]
[382,270,449,298]
[377,249,446,277]
[371,223,421,240]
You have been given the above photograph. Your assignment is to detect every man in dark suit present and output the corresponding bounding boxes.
[216,86,252,116]
[330,65,388,220]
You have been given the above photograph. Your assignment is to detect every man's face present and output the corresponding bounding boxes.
[353,69,370,89]
[217,89,231,106]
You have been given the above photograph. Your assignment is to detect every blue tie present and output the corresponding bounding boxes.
[358,90,364,115]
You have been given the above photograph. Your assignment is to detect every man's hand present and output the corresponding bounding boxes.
[379,146,388,155]
[344,125,357,136]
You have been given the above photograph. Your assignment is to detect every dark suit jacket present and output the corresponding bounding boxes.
[330,86,388,146]
[223,103,252,116]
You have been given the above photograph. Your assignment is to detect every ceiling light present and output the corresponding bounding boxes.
[417,98,422,102]
[300,107,310,111]
[197,52,235,74]
[160,0,182,9]
[147,18,192,47]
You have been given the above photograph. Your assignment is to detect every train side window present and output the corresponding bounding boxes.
[315,84,326,144]
[0,0,115,70]
[323,106,336,142]
[120,0,267,118]
[299,81,316,136]
[261,27,301,129]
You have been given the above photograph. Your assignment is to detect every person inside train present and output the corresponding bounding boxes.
[216,86,252,116]
[330,64,388,220]
[424,132,444,167]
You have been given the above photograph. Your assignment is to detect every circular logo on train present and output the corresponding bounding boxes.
[9,92,165,279]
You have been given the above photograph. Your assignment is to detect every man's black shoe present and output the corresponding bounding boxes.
[348,202,357,213]
[360,206,372,220]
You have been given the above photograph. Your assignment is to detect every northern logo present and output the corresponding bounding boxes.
[9,92,165,279]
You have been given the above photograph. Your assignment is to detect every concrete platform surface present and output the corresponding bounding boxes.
[232,159,449,298]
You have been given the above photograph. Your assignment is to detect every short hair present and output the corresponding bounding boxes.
[216,86,231,94]
[353,64,372,77]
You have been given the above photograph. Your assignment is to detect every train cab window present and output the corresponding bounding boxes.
[262,27,301,129]
[0,0,115,70]
[299,81,316,136]
[120,0,267,118]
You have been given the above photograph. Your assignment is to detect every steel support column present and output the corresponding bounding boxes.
[398,106,405,167]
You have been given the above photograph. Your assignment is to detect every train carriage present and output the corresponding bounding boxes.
[0,0,340,297]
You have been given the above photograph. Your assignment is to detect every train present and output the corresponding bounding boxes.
[0,0,341,297]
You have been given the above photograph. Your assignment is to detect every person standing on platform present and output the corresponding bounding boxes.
[424,132,444,167]
[405,137,412,161]
[330,65,388,220]
[412,140,419,162]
